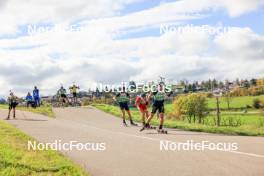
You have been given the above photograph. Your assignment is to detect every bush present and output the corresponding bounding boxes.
[81,98,92,106]
[205,92,213,98]
[173,93,208,123]
[253,99,262,109]
[172,95,186,119]
[246,105,252,109]
[166,112,178,120]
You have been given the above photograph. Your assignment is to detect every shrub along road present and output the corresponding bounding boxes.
[0,107,264,176]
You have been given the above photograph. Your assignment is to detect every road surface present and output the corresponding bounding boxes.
[0,107,264,176]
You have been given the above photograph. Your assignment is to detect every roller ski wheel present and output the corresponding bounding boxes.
[146,124,156,129]
[157,129,167,134]
[140,125,155,132]
[148,126,156,129]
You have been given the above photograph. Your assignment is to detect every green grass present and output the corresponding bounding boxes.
[93,104,264,136]
[0,120,89,176]
[164,95,264,111]
[0,104,54,118]
[207,95,264,109]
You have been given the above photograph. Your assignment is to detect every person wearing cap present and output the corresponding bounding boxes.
[135,93,149,126]
[6,92,19,120]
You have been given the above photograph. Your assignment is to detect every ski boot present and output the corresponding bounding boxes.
[123,120,128,127]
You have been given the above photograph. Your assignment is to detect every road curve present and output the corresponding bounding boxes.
[0,107,264,176]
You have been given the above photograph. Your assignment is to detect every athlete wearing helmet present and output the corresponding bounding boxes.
[57,85,68,106]
[140,84,172,133]
[114,87,137,126]
[6,92,19,120]
[69,83,80,105]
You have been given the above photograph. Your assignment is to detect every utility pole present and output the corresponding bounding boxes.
[216,96,220,126]
[213,90,222,126]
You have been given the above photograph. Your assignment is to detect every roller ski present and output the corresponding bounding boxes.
[157,129,167,134]
[146,124,156,129]
[139,123,156,131]
[139,126,146,132]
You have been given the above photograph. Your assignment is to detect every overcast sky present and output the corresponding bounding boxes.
[0,0,264,97]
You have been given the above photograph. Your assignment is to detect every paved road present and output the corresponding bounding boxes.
[0,107,264,176]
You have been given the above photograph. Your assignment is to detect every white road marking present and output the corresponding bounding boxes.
[228,150,264,158]
[8,109,264,159]
[70,119,264,159]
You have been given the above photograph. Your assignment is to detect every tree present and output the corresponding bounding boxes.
[173,93,208,124]
[235,78,240,86]
[208,79,212,90]
[185,94,197,123]
[212,79,218,89]
[192,83,197,92]
[201,81,207,90]
[179,80,186,87]
[187,84,192,92]
[219,81,224,89]
[250,79,257,86]
[242,80,250,88]
[194,94,208,123]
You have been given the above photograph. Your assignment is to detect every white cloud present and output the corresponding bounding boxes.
[219,0,264,17]
[215,27,264,60]
[0,0,145,35]
[0,0,264,97]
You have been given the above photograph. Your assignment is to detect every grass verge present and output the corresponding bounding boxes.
[164,95,264,111]
[0,120,89,176]
[93,104,264,136]
[0,104,54,118]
